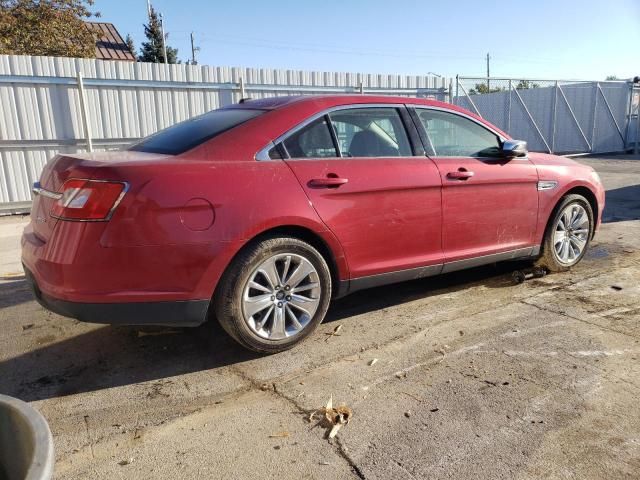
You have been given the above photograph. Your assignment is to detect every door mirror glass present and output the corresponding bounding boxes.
[501,140,528,158]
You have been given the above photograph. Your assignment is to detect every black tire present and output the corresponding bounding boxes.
[536,194,594,272]
[214,236,332,353]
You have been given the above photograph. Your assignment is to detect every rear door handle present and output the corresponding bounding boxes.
[308,177,349,188]
[447,169,474,180]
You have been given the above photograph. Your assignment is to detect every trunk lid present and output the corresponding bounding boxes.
[32,151,171,241]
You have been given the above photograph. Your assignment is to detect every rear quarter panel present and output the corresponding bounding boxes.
[96,158,348,300]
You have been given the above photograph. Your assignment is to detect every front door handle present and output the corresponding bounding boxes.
[447,169,474,180]
[308,176,349,188]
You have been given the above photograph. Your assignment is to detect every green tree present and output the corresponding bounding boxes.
[469,83,502,95]
[0,0,99,57]
[125,34,135,58]
[515,80,540,90]
[605,75,619,81]
[138,5,178,64]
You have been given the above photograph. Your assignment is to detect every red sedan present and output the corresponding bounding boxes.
[22,95,605,352]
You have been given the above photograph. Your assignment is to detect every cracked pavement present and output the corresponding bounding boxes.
[1,155,639,479]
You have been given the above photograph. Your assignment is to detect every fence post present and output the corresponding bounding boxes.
[359,81,363,94]
[551,81,558,153]
[623,82,633,150]
[239,76,246,100]
[507,79,512,133]
[633,98,640,155]
[590,82,599,153]
[455,75,459,106]
[76,72,93,152]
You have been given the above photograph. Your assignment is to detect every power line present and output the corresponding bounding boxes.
[176,33,569,65]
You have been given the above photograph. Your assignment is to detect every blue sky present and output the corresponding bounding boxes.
[96,0,640,80]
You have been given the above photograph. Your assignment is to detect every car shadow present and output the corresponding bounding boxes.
[602,184,640,223]
[0,279,32,309]
[0,260,530,403]
[0,317,260,403]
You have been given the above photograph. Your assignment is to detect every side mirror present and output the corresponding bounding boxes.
[501,140,528,158]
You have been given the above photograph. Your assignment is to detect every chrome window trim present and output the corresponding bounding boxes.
[255,103,410,161]
[411,106,517,160]
[255,142,275,161]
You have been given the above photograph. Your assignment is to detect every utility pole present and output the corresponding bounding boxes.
[159,12,168,64]
[486,53,490,91]
[190,32,199,65]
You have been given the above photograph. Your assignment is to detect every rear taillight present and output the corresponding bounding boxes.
[50,179,127,221]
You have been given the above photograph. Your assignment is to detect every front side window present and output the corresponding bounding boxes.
[130,108,265,155]
[329,108,412,157]
[415,109,501,157]
[283,117,338,159]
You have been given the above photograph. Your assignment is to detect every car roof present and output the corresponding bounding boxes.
[226,94,454,111]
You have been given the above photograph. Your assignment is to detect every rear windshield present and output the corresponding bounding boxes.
[129,108,265,155]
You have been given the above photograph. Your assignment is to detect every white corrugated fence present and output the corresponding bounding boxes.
[0,55,449,210]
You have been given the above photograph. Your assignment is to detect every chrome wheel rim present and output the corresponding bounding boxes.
[242,253,321,340]
[553,203,589,265]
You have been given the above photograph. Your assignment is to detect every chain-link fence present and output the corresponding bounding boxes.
[454,77,635,154]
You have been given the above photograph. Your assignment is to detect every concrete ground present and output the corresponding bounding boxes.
[0,156,639,479]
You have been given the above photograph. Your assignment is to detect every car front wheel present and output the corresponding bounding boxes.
[537,194,594,272]
[214,236,332,353]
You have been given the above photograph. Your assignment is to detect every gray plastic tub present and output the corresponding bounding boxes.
[0,394,53,480]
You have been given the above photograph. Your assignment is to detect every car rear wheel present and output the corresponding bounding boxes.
[536,194,594,272]
[214,237,332,353]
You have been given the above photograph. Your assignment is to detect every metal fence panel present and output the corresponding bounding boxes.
[454,76,634,156]
[0,55,449,207]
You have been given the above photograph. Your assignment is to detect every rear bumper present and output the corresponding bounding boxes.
[24,266,209,327]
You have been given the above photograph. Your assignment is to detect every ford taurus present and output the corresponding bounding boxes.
[22,95,605,352]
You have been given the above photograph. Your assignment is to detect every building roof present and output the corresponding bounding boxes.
[85,22,136,61]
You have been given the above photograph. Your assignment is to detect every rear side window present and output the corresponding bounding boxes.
[283,117,338,158]
[129,108,265,155]
[329,108,412,157]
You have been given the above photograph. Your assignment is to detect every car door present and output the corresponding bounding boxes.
[278,105,443,280]
[411,107,539,265]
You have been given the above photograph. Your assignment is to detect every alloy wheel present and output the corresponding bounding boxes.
[242,253,321,340]
[553,203,590,265]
